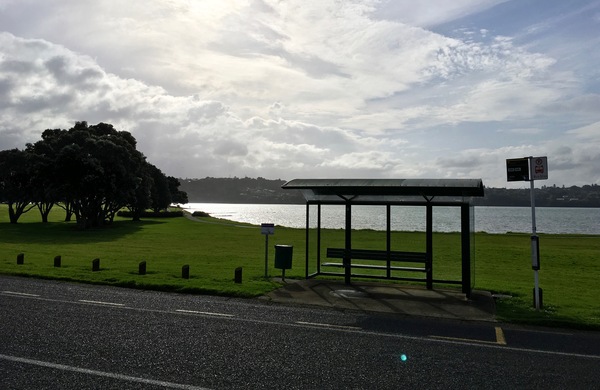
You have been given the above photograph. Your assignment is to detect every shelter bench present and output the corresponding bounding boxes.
[323,248,429,272]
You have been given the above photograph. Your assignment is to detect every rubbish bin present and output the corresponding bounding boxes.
[274,245,293,270]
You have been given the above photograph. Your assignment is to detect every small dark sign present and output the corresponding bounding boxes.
[506,158,529,182]
[261,223,275,235]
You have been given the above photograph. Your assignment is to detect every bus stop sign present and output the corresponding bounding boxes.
[531,157,548,180]
[506,158,529,181]
[506,156,548,182]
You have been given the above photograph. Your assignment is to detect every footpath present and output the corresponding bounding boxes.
[262,278,497,321]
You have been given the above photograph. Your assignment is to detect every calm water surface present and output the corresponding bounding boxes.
[183,203,600,235]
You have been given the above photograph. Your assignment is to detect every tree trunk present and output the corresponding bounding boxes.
[8,204,17,224]
[8,201,34,223]
[37,202,54,223]
[57,201,74,221]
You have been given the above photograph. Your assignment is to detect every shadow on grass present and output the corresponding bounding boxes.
[0,219,166,244]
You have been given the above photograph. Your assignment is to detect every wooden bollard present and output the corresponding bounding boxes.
[54,255,61,268]
[92,258,100,272]
[182,265,190,279]
[17,253,24,265]
[234,267,242,284]
[139,261,147,275]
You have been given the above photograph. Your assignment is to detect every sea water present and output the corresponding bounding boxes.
[182,203,600,235]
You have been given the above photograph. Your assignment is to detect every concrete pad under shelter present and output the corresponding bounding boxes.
[262,279,496,322]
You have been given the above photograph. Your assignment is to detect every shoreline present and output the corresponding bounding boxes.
[180,203,600,235]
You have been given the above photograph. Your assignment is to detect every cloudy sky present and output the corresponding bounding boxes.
[1,0,599,187]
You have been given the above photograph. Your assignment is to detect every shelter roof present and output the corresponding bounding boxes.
[282,178,484,203]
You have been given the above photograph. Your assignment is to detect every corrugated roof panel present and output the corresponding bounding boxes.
[282,178,484,200]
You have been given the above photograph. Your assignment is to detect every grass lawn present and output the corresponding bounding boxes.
[1,205,598,330]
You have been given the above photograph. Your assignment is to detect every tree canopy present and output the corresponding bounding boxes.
[0,121,187,227]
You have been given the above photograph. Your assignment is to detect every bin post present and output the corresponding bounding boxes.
[139,261,147,275]
[235,267,242,283]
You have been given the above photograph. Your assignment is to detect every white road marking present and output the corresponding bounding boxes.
[296,321,362,331]
[78,300,125,307]
[176,309,234,317]
[0,353,211,390]
[1,291,40,297]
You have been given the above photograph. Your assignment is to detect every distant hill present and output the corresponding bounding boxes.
[178,177,304,204]
[472,184,600,207]
[178,177,600,207]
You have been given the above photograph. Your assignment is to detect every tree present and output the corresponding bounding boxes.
[25,137,63,222]
[45,121,147,228]
[2,121,189,226]
[148,164,171,212]
[167,176,188,205]
[31,153,58,222]
[127,163,154,221]
[0,149,36,223]
[29,128,75,221]
[87,123,144,226]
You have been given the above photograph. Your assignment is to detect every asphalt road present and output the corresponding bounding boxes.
[1,275,599,389]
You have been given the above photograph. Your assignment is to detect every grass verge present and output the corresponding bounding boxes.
[1,205,598,329]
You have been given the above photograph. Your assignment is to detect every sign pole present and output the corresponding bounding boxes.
[261,223,275,278]
[507,156,547,310]
[265,233,269,278]
[529,156,541,311]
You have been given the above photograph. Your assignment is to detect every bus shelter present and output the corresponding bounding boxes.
[281,179,485,297]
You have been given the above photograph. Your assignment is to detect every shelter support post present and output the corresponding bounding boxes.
[461,204,472,298]
[344,202,352,285]
[305,203,310,279]
[386,205,392,278]
[426,203,433,290]
[317,203,322,275]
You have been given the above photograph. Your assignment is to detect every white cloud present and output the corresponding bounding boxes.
[567,121,600,140]
[0,1,599,187]
[372,0,509,27]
